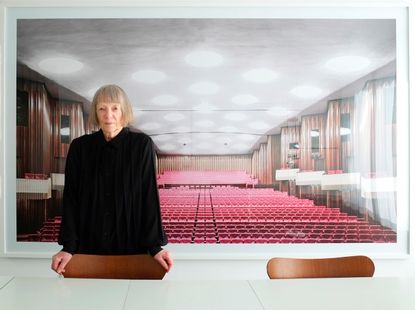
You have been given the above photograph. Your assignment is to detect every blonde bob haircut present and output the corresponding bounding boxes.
[89,84,134,127]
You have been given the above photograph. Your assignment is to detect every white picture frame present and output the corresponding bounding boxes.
[0,1,412,259]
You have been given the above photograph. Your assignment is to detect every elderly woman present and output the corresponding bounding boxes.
[51,84,173,274]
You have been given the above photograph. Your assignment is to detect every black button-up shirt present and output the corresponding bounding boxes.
[58,127,167,256]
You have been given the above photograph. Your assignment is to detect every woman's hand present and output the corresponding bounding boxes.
[153,249,173,272]
[51,251,73,275]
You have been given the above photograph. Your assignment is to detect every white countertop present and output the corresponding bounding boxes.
[1,276,414,310]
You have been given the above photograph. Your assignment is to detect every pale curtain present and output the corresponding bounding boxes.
[352,77,396,229]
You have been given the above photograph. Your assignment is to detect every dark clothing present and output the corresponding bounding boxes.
[58,127,167,256]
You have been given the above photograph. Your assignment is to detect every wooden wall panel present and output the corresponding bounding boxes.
[251,143,267,184]
[266,135,280,183]
[17,79,53,234]
[325,100,341,171]
[17,79,53,177]
[260,143,268,184]
[16,79,87,234]
[157,155,252,175]
[251,150,258,181]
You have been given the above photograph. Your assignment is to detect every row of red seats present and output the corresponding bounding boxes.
[160,185,397,244]
[158,170,258,186]
[24,172,49,180]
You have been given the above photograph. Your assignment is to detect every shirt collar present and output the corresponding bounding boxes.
[98,127,129,149]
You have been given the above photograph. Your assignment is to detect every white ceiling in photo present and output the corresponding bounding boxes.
[16,18,396,155]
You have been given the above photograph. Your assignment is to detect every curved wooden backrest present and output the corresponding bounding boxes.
[63,254,166,280]
[267,255,375,279]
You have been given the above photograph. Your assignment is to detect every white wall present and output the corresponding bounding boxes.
[1,0,414,279]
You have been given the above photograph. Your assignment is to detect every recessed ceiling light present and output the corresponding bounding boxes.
[38,57,83,74]
[325,56,371,73]
[152,95,178,106]
[290,85,322,99]
[185,50,224,67]
[132,70,166,84]
[188,81,220,95]
[242,68,278,83]
[224,112,247,121]
[231,94,259,106]
[164,112,185,122]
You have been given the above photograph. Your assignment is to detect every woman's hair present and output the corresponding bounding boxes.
[89,84,134,127]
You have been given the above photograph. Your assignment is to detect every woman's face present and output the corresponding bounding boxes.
[96,101,124,133]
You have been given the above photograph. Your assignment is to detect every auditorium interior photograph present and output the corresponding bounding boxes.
[1,1,415,309]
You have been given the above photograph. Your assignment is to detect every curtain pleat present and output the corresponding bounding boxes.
[17,79,52,176]
[53,100,85,158]
[299,114,326,171]
[326,100,341,171]
[325,98,353,172]
[16,79,88,235]
[280,126,300,169]
[351,77,396,229]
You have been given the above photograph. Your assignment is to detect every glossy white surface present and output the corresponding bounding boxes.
[250,277,415,310]
[275,168,299,180]
[1,277,414,310]
[321,172,361,190]
[295,170,325,185]
[0,277,130,310]
[0,276,13,289]
[125,280,263,310]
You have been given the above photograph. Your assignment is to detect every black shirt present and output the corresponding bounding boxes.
[58,127,167,256]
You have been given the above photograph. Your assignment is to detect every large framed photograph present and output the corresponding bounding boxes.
[1,3,410,258]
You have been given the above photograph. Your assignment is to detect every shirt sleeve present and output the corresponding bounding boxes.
[139,136,168,250]
[58,138,81,254]
[148,246,163,257]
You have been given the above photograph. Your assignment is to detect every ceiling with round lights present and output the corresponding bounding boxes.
[38,57,84,74]
[17,18,395,155]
